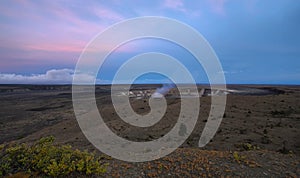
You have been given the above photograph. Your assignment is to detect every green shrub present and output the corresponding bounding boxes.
[0,136,107,177]
[236,143,260,151]
[232,151,245,163]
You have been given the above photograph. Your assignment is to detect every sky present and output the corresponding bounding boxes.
[0,0,299,84]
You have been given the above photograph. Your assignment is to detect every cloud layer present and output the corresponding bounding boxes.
[0,69,96,84]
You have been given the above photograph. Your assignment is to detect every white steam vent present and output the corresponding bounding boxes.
[151,83,175,99]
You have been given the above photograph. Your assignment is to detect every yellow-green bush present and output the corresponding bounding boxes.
[0,136,107,177]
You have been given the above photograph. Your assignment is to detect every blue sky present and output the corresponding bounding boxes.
[0,0,299,84]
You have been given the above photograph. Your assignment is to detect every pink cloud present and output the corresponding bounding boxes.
[92,7,125,21]
[24,40,135,54]
[25,43,84,53]
[0,0,133,63]
[163,0,186,12]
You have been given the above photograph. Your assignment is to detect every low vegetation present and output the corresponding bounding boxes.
[0,136,107,177]
[235,143,260,151]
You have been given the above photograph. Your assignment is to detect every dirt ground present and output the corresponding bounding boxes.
[0,84,299,177]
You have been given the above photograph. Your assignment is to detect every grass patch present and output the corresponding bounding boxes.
[235,143,260,151]
[0,136,107,177]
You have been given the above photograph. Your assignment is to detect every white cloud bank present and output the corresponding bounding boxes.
[0,69,98,84]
